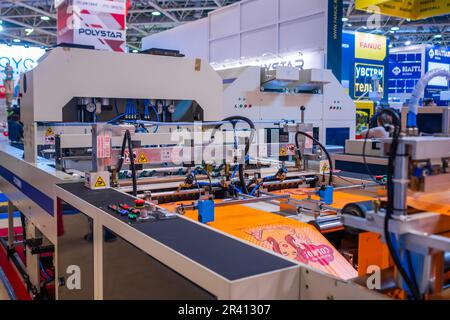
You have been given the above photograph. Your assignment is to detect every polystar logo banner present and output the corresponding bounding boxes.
[355,32,387,61]
[57,0,127,52]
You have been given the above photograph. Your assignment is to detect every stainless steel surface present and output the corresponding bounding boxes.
[57,201,94,300]
[393,142,408,217]
[381,136,450,160]
[7,201,14,251]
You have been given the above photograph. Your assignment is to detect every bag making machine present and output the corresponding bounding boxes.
[0,47,448,300]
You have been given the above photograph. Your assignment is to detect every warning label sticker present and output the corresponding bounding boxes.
[95,176,107,188]
[137,153,149,164]
[46,127,54,136]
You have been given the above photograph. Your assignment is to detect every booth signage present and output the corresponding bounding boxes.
[0,45,45,82]
[356,0,450,20]
[424,45,450,104]
[354,62,385,98]
[355,32,387,61]
[389,61,421,79]
[56,0,127,52]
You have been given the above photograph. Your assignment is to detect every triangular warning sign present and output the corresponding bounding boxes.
[46,127,54,136]
[95,176,107,188]
[138,153,149,164]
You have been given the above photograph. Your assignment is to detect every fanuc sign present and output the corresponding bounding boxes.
[355,32,387,61]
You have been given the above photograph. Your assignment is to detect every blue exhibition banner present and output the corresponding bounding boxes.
[388,53,422,94]
[424,45,450,105]
[341,31,389,101]
[327,0,343,81]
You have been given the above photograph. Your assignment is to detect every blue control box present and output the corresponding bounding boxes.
[317,186,334,205]
[198,200,215,224]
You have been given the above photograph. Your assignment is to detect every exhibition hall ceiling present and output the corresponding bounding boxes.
[0,0,447,49]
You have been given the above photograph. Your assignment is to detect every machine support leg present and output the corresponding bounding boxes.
[393,143,409,217]
[7,201,14,252]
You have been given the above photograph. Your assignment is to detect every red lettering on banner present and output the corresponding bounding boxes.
[360,42,382,50]
[299,244,335,266]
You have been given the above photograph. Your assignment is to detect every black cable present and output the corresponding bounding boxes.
[406,250,421,297]
[204,168,213,192]
[195,167,213,194]
[116,130,128,173]
[212,116,256,194]
[380,108,421,300]
[238,164,248,194]
[362,126,384,185]
[127,131,138,197]
[192,170,202,200]
[116,130,137,196]
[213,116,256,156]
[295,131,333,186]
[334,174,363,186]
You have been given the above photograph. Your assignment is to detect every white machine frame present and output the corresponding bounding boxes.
[0,47,367,300]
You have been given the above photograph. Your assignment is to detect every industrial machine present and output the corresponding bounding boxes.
[2,46,448,301]
[339,70,450,299]
[334,106,450,176]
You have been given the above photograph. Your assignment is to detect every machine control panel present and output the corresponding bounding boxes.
[234,97,253,109]
[329,100,344,111]
[108,200,176,224]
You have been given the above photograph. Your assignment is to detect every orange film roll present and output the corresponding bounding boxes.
[161,201,358,280]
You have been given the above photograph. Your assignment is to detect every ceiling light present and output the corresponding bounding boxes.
[152,11,161,16]
[40,16,50,21]
[389,44,393,48]
[25,28,34,35]
[13,39,21,43]
[361,26,368,30]
[342,17,349,22]
[347,23,352,27]
[405,40,412,46]
[132,49,138,53]
[0,25,3,32]
[433,34,442,39]
[391,26,400,31]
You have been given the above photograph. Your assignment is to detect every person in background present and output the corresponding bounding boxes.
[423,98,437,107]
[2,62,15,108]
[361,103,395,139]
[7,112,24,145]
[368,101,390,128]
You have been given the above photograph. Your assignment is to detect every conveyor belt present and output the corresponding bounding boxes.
[57,183,296,281]
[160,200,358,280]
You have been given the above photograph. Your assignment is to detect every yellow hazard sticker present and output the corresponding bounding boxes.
[280,147,287,157]
[320,160,330,174]
[46,127,54,136]
[137,153,149,164]
[95,176,107,188]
